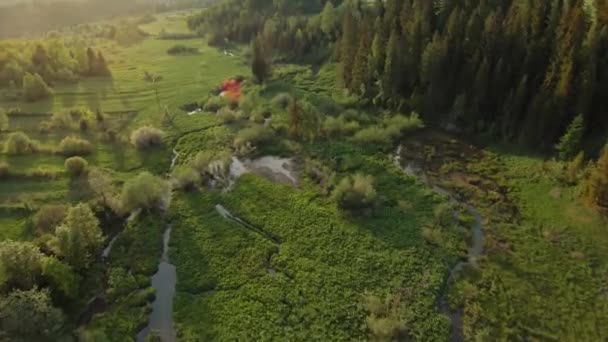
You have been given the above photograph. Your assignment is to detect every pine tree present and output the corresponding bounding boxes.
[95,51,111,77]
[340,7,357,88]
[555,114,584,160]
[351,19,372,95]
[251,35,271,83]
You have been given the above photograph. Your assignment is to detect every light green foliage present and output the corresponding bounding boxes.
[353,126,394,145]
[88,168,119,211]
[0,287,64,340]
[271,92,292,109]
[121,172,169,212]
[64,156,89,178]
[22,72,52,102]
[58,136,93,156]
[130,126,165,150]
[0,240,43,289]
[323,116,360,137]
[50,204,103,270]
[4,131,38,155]
[33,204,68,236]
[555,114,584,160]
[363,292,409,341]
[332,173,377,211]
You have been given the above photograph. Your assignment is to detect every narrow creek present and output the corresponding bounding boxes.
[215,204,280,275]
[136,226,177,342]
[394,145,484,341]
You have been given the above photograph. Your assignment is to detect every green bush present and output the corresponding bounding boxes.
[383,113,424,135]
[218,108,237,124]
[130,126,165,150]
[203,97,227,113]
[353,126,393,145]
[172,166,201,192]
[191,150,231,179]
[33,205,68,235]
[121,172,170,212]
[167,44,198,55]
[233,125,274,155]
[22,72,52,102]
[323,116,360,137]
[64,156,89,177]
[332,174,377,211]
[4,132,38,155]
[0,162,10,178]
[58,137,92,156]
[271,93,293,110]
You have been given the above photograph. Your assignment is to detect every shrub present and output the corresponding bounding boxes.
[167,44,198,55]
[172,166,201,192]
[58,137,92,156]
[204,97,227,112]
[353,126,393,145]
[191,150,231,179]
[4,132,38,155]
[271,93,292,110]
[22,72,52,102]
[130,126,165,150]
[332,174,377,211]
[121,172,170,212]
[64,157,88,177]
[383,113,424,135]
[0,109,8,131]
[33,205,68,235]
[233,125,274,155]
[341,109,371,124]
[323,116,360,137]
[218,108,237,124]
[7,108,23,116]
[0,162,10,178]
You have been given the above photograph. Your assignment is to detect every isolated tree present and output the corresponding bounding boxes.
[555,114,584,160]
[340,7,357,88]
[22,72,52,102]
[288,97,304,140]
[0,240,43,289]
[0,287,64,340]
[121,172,169,212]
[51,204,103,270]
[88,168,117,210]
[251,35,271,83]
[585,145,608,208]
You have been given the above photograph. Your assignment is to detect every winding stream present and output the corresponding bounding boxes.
[215,204,280,274]
[136,226,177,342]
[394,145,484,341]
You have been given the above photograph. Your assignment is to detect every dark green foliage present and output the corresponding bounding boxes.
[0,287,64,341]
[251,35,271,83]
[166,44,199,55]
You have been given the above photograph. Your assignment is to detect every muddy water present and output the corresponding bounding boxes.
[136,227,177,342]
[226,156,298,189]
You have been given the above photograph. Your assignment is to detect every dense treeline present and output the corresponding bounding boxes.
[336,0,608,149]
[187,0,342,61]
[0,41,110,100]
[190,0,608,151]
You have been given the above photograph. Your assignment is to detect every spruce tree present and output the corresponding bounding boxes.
[251,35,270,83]
[555,114,584,160]
[340,7,357,88]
